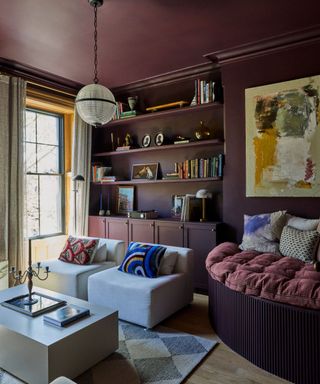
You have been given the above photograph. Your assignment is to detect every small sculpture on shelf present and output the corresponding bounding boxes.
[194,121,212,140]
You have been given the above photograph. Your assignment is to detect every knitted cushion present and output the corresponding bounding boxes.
[279,226,319,262]
[59,236,99,265]
[118,242,166,278]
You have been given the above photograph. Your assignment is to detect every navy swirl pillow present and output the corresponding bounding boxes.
[118,242,166,278]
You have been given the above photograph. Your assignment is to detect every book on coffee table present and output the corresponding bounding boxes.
[43,304,90,327]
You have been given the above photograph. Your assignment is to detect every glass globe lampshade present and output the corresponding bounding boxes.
[76,83,116,126]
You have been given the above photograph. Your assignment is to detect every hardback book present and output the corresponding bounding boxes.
[43,304,90,327]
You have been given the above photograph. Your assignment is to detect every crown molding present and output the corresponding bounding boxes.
[0,57,82,96]
[111,62,220,95]
[204,25,320,66]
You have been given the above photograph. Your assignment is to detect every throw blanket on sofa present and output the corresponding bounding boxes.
[206,242,320,309]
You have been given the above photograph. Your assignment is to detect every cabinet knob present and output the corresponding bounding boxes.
[125,220,129,225]
[211,228,216,232]
[150,223,155,227]
[179,225,184,229]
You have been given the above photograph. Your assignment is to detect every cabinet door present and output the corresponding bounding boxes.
[107,217,129,247]
[155,221,184,247]
[88,216,107,238]
[184,223,217,293]
[129,219,155,244]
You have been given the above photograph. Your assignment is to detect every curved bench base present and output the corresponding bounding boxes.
[208,278,320,384]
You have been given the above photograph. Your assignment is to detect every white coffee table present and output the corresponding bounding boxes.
[0,285,118,384]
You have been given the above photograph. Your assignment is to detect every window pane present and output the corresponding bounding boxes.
[25,143,37,173]
[39,175,62,235]
[26,175,39,237]
[37,144,59,173]
[25,111,36,142]
[37,113,59,145]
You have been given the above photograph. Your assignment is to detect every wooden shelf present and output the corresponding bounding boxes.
[93,138,223,157]
[92,177,222,186]
[105,102,223,127]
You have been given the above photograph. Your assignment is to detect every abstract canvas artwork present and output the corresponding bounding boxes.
[245,75,320,197]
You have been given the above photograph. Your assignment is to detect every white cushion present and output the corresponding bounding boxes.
[34,259,116,300]
[158,250,178,275]
[88,264,193,328]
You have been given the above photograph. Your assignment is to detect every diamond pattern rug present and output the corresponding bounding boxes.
[0,321,218,384]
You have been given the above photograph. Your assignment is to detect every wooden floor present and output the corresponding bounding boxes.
[162,294,290,384]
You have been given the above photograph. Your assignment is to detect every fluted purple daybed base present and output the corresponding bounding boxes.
[208,278,320,384]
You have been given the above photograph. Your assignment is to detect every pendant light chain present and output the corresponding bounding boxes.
[93,4,99,84]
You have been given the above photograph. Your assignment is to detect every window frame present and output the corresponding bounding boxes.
[25,108,66,238]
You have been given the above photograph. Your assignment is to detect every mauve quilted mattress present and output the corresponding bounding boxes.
[206,242,320,309]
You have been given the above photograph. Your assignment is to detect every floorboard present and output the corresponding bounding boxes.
[162,294,290,384]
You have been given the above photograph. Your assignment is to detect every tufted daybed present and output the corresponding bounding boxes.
[206,242,320,384]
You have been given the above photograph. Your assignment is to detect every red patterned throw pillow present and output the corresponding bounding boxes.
[59,236,99,265]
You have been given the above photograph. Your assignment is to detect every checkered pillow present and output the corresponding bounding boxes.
[59,236,99,265]
[279,226,320,263]
[118,242,166,278]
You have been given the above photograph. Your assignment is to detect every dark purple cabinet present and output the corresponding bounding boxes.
[184,222,217,293]
[155,221,184,247]
[88,216,219,293]
[88,216,106,238]
[129,219,155,244]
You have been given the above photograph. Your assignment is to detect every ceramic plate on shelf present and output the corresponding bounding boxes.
[141,134,151,147]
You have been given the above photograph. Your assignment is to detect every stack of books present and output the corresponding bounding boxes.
[91,165,112,182]
[43,304,90,327]
[100,176,124,183]
[180,194,202,222]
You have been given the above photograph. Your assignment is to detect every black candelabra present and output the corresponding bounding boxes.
[10,238,50,305]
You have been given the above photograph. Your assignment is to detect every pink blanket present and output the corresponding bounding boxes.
[206,242,320,309]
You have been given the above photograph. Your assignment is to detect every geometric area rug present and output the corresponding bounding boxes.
[0,320,218,384]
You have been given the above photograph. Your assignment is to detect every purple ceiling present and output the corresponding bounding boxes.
[0,0,319,88]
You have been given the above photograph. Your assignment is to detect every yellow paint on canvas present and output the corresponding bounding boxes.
[295,180,312,189]
[253,128,277,186]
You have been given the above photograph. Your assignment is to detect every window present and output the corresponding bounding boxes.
[25,109,64,237]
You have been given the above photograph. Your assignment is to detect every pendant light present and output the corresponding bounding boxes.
[76,0,116,127]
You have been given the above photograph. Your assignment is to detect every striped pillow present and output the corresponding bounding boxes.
[118,242,166,278]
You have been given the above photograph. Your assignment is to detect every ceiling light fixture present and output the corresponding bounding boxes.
[75,0,116,127]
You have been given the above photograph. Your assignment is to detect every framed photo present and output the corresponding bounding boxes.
[171,194,185,219]
[131,163,158,181]
[117,186,134,214]
[154,132,164,146]
[141,134,151,148]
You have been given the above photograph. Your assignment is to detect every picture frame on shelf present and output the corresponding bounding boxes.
[131,163,158,181]
[154,132,164,146]
[141,134,151,148]
[117,186,134,215]
[171,194,185,219]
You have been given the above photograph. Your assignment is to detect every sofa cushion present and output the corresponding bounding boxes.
[206,242,320,309]
[158,250,178,275]
[286,214,320,231]
[239,210,286,254]
[279,225,319,262]
[118,242,166,278]
[59,236,99,265]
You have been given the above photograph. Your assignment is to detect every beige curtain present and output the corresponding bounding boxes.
[70,110,92,236]
[0,75,26,281]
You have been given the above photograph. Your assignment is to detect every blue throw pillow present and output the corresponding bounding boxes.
[118,242,166,278]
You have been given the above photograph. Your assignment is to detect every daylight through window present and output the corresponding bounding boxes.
[25,109,64,237]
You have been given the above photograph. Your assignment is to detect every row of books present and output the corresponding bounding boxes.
[192,79,215,105]
[166,154,224,179]
[92,165,112,182]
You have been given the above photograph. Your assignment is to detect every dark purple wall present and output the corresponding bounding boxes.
[222,41,320,242]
